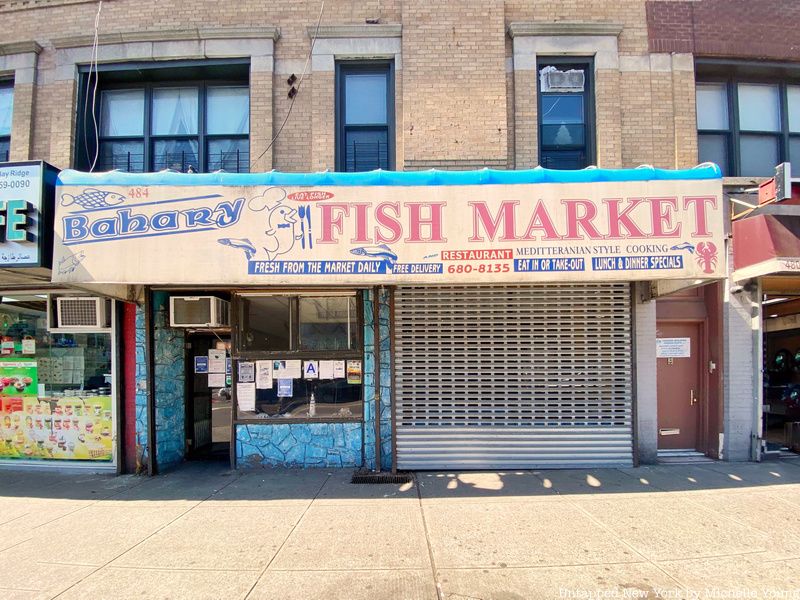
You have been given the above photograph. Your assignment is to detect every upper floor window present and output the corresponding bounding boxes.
[0,83,12,162]
[538,59,594,170]
[76,61,250,173]
[336,62,394,172]
[697,80,800,177]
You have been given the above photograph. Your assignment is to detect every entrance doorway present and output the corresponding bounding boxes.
[185,333,231,460]
[762,305,800,457]
[657,322,703,451]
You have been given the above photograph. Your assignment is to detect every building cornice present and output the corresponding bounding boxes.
[308,24,402,39]
[508,22,623,38]
[0,0,98,14]
[0,41,43,56]
[52,26,280,49]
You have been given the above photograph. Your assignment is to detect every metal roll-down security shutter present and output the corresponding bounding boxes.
[394,284,633,469]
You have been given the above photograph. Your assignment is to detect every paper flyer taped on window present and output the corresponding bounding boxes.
[303,360,319,379]
[208,373,225,387]
[22,338,36,354]
[208,350,226,373]
[333,360,345,378]
[277,378,293,397]
[256,360,273,389]
[273,359,301,379]
[238,361,255,383]
[319,360,335,379]
[346,360,362,384]
[237,382,256,412]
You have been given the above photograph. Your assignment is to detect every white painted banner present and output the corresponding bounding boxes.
[53,178,725,285]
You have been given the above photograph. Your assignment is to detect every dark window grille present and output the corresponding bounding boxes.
[152,151,200,173]
[541,150,587,171]
[207,147,251,173]
[346,139,389,172]
[0,140,9,163]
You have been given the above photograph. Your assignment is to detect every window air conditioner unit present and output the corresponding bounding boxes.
[170,296,230,328]
[541,68,585,93]
[56,297,110,329]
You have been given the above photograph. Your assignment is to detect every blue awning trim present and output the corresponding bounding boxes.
[57,163,722,187]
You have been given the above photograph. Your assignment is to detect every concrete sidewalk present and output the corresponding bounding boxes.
[2,460,800,600]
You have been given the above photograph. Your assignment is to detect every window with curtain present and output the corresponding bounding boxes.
[0,83,13,162]
[696,79,800,177]
[538,59,594,170]
[95,83,249,173]
[336,62,394,172]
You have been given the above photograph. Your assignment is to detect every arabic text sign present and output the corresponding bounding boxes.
[52,178,725,284]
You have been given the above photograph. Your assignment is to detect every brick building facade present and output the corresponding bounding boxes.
[1,0,798,472]
[647,0,800,61]
[1,0,699,174]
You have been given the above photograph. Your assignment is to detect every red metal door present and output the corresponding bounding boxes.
[657,322,702,450]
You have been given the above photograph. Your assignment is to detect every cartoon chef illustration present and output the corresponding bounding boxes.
[218,187,303,261]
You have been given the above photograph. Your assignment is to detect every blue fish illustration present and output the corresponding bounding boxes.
[218,238,257,260]
[670,242,695,254]
[60,188,126,209]
[57,251,86,275]
[351,244,399,267]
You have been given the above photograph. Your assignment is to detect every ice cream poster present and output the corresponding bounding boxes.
[0,359,38,398]
[0,359,113,461]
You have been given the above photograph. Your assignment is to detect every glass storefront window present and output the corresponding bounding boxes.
[252,375,362,419]
[0,295,114,462]
[299,296,358,351]
[235,293,362,421]
[239,296,292,351]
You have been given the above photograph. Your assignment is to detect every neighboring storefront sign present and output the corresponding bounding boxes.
[53,167,724,285]
[0,161,57,268]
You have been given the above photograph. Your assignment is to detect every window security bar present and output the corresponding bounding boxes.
[97,150,251,173]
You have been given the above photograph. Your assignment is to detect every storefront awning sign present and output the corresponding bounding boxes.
[0,161,56,269]
[53,166,725,285]
[732,211,800,282]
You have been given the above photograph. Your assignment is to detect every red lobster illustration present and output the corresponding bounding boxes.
[695,241,718,274]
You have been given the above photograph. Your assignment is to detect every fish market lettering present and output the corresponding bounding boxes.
[314,196,716,245]
[62,198,244,244]
[318,202,447,244]
[469,196,716,241]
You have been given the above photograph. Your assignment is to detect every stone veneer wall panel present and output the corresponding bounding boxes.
[134,292,186,472]
[363,287,392,470]
[237,423,362,468]
[134,305,148,472]
[152,291,185,470]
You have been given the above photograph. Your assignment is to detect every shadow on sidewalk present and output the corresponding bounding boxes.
[2,458,800,503]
